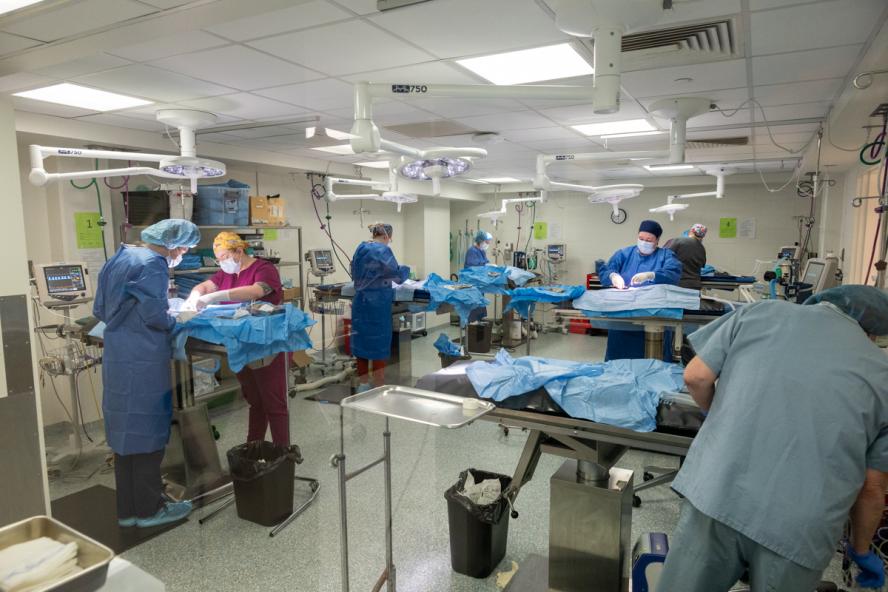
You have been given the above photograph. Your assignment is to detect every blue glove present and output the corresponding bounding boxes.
[848,544,885,589]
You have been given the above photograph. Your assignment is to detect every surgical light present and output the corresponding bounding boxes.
[14,83,152,111]
[399,157,472,181]
[456,43,594,85]
[159,155,225,178]
[644,164,696,172]
[572,119,656,137]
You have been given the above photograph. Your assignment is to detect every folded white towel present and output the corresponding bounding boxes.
[0,537,81,592]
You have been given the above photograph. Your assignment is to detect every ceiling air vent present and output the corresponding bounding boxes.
[579,17,744,71]
[686,136,749,149]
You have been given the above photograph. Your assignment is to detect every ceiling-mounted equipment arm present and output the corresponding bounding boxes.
[324,170,418,212]
[29,145,188,186]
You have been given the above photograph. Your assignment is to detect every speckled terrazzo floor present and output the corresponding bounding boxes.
[43,322,847,591]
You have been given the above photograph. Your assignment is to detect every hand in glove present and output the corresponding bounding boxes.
[609,273,626,290]
[176,310,198,324]
[196,290,231,310]
[631,271,656,286]
[848,544,885,589]
[182,292,201,312]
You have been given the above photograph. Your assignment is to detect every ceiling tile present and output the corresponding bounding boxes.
[370,0,568,59]
[254,78,354,111]
[109,31,229,62]
[343,61,482,85]
[13,96,96,117]
[622,59,748,99]
[248,20,433,76]
[137,0,194,7]
[1,0,155,42]
[456,110,556,132]
[541,102,649,126]
[0,72,53,92]
[330,0,379,15]
[408,97,526,119]
[75,64,234,103]
[325,99,433,124]
[501,126,583,143]
[151,45,321,91]
[651,0,742,26]
[761,101,830,121]
[206,1,352,41]
[36,53,131,79]
[180,93,313,120]
[74,113,167,131]
[0,31,41,55]
[749,0,818,9]
[686,109,751,128]
[752,44,862,85]
[750,0,886,56]
[753,78,843,106]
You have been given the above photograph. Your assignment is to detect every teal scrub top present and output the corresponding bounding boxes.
[673,300,888,570]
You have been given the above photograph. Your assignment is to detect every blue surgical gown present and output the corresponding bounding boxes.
[598,246,682,360]
[464,246,490,322]
[351,241,409,360]
[464,245,489,268]
[674,301,888,570]
[94,245,175,455]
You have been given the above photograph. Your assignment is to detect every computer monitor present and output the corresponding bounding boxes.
[800,257,838,294]
[306,249,335,276]
[547,244,566,261]
[34,262,93,307]
[779,245,800,260]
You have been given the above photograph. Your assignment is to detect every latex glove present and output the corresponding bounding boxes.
[848,544,885,589]
[176,310,198,324]
[631,271,656,286]
[609,273,626,290]
[182,292,200,312]
[196,290,231,310]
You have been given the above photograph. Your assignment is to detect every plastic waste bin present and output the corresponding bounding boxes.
[445,468,512,578]
[227,441,302,526]
[467,321,492,353]
[439,352,471,368]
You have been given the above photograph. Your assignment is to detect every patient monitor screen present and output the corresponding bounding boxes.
[802,261,825,287]
[44,265,87,294]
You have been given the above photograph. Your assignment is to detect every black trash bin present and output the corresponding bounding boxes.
[227,441,302,526]
[467,321,492,353]
[439,351,471,368]
[445,468,512,578]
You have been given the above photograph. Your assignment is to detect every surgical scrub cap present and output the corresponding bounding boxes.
[141,219,200,249]
[213,231,248,252]
[639,219,663,239]
[369,222,393,238]
[474,230,493,244]
[690,223,708,238]
[804,285,888,336]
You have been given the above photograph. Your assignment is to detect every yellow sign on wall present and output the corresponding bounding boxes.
[74,212,103,249]
[533,222,548,240]
[719,217,737,239]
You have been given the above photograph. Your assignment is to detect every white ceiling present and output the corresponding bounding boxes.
[0,0,885,182]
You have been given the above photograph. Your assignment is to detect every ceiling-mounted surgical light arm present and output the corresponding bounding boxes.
[671,168,734,200]
[324,169,418,212]
[29,145,197,188]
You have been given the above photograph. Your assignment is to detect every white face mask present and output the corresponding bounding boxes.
[480,243,489,252]
[637,239,656,255]
[166,251,183,268]
[219,258,241,275]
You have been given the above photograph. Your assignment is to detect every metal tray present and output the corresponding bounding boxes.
[341,386,495,428]
[0,515,114,592]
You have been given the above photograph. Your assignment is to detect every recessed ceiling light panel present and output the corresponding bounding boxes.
[14,83,152,111]
[572,119,655,136]
[644,163,696,171]
[456,43,593,85]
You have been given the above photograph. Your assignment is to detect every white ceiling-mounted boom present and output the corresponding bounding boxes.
[28,110,225,193]
[324,166,418,212]
[669,166,736,200]
[649,195,689,221]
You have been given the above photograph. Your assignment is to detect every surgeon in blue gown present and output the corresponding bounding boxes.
[597,219,682,360]
[351,222,410,392]
[94,219,199,528]
[465,230,493,322]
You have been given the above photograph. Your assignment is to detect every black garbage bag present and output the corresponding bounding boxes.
[444,468,511,525]
[227,440,303,482]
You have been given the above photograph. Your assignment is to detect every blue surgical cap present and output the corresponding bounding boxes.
[639,219,663,239]
[141,219,201,249]
[474,230,493,244]
[803,285,888,336]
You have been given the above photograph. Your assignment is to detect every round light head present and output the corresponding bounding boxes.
[399,157,472,181]
[159,155,226,178]
[586,183,644,205]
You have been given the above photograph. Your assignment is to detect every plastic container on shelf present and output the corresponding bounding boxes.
[194,179,250,226]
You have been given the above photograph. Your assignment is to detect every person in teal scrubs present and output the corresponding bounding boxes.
[657,286,888,591]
